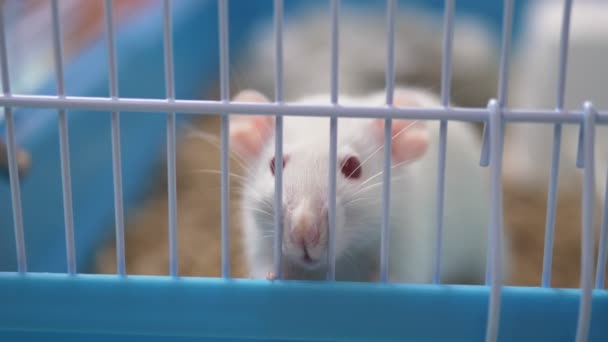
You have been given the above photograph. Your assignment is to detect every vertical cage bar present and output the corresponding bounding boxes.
[496,0,513,107]
[327,0,340,281]
[330,0,339,105]
[274,0,284,104]
[433,0,455,284]
[484,99,504,342]
[273,0,284,279]
[484,0,513,282]
[596,170,608,289]
[576,127,584,168]
[162,0,176,101]
[4,1,20,91]
[273,117,284,279]
[105,0,119,99]
[439,0,454,108]
[163,0,179,278]
[104,0,126,276]
[0,2,9,95]
[575,102,596,342]
[556,0,573,111]
[542,0,574,288]
[0,1,26,273]
[51,0,76,275]
[541,124,561,286]
[380,0,396,283]
[328,116,338,281]
[218,0,229,102]
[218,0,231,278]
[51,1,66,96]
[384,0,396,105]
[480,124,490,167]
[480,0,514,167]
[380,116,392,282]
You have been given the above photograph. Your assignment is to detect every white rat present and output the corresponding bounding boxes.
[230,87,510,284]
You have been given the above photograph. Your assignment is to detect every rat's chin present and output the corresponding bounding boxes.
[284,251,326,270]
[296,256,325,270]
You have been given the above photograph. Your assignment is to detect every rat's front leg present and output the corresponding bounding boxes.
[248,256,291,281]
[249,265,276,280]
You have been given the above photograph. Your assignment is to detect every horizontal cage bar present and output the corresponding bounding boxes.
[1,95,607,123]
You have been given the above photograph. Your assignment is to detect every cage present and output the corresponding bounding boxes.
[0,0,606,341]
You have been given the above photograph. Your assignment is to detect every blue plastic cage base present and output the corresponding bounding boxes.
[0,272,606,342]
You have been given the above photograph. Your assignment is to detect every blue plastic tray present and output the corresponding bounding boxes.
[0,273,607,341]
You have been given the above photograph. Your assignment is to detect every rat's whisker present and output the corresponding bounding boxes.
[352,159,414,192]
[350,176,407,198]
[243,206,274,217]
[342,120,419,182]
[344,198,391,210]
[350,182,386,198]
[229,62,246,95]
[191,168,248,183]
[191,169,270,200]
[256,196,275,208]
[181,123,253,173]
[341,249,363,280]
[343,218,379,231]
[342,196,374,206]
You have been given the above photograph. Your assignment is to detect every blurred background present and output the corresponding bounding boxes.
[0,0,606,288]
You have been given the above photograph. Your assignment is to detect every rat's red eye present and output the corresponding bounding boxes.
[340,156,362,179]
[270,156,287,176]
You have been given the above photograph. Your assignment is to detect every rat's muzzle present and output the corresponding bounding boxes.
[283,198,328,269]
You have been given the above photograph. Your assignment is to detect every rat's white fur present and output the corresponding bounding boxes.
[237,88,510,284]
[235,5,498,108]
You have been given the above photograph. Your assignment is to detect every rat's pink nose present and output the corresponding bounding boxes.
[290,223,320,247]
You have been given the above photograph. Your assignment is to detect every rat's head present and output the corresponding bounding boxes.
[230,89,432,271]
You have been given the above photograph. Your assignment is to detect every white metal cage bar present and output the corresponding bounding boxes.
[542,0,574,288]
[576,102,597,342]
[384,0,396,107]
[484,0,514,339]
[484,99,505,342]
[480,0,514,168]
[432,0,455,285]
[598,171,608,290]
[496,0,514,108]
[218,0,231,279]
[485,0,513,288]
[556,0,574,112]
[0,1,26,273]
[379,0,396,283]
[327,0,340,281]
[3,94,608,123]
[273,0,285,280]
[163,0,179,278]
[103,0,127,277]
[51,0,76,275]
[576,124,584,168]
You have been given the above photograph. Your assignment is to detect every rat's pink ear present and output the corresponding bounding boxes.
[230,89,275,159]
[371,90,431,164]
[232,89,270,103]
[372,119,429,164]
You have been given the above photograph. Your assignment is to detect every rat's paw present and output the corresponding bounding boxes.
[248,267,274,280]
